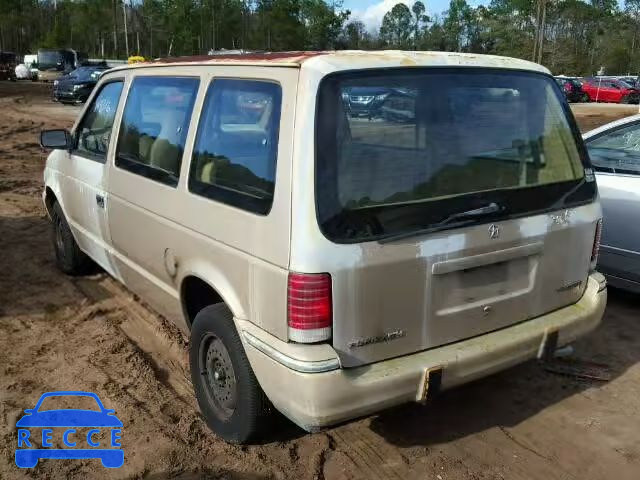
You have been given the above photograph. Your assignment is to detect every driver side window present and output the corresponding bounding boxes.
[75,81,123,161]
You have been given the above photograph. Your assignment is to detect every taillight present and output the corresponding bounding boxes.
[287,273,332,343]
[591,219,603,269]
[564,83,572,93]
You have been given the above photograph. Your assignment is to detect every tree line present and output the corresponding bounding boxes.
[0,0,638,76]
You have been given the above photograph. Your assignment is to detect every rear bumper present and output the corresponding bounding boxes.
[241,273,607,431]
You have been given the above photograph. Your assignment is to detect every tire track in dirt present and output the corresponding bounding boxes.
[329,425,407,480]
[72,276,193,403]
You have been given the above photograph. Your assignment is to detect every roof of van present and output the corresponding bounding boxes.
[108,50,549,75]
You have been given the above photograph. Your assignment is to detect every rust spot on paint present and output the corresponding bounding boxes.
[150,51,329,65]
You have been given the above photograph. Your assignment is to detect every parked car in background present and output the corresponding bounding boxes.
[379,88,417,122]
[616,76,639,88]
[0,51,18,81]
[581,77,640,103]
[52,65,110,104]
[554,76,587,102]
[342,86,390,118]
[584,115,640,293]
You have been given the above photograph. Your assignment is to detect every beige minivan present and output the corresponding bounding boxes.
[40,51,607,443]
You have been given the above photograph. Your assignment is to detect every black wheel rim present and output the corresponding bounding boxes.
[198,333,237,421]
[55,217,66,261]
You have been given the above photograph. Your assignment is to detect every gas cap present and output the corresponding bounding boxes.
[164,248,178,278]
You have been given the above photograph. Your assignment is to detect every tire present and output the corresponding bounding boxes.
[50,201,92,275]
[621,95,630,104]
[190,303,272,444]
[581,93,590,103]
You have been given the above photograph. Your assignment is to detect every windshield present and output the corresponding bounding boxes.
[316,68,595,243]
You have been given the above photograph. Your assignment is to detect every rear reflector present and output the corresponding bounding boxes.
[287,273,332,343]
[591,219,603,268]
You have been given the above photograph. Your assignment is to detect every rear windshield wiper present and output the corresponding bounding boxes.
[378,202,506,244]
[548,177,589,212]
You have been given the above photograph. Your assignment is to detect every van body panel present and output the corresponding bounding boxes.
[105,65,297,340]
[244,273,606,430]
[290,201,600,367]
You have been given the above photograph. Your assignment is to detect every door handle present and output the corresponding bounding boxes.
[96,194,105,209]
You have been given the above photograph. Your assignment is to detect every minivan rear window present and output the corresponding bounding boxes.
[316,68,596,243]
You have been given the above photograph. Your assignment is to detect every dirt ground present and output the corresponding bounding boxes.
[571,103,639,132]
[1,81,639,480]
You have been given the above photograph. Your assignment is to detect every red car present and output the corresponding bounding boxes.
[581,78,639,104]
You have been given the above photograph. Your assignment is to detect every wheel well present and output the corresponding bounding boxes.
[44,187,57,218]
[181,276,224,329]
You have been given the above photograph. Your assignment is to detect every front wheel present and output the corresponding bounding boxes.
[50,201,92,275]
[190,304,272,444]
[621,95,631,104]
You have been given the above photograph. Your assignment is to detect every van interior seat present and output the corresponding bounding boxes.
[197,126,270,185]
[149,109,187,174]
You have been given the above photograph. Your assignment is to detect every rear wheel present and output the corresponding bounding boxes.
[190,303,272,443]
[50,201,92,275]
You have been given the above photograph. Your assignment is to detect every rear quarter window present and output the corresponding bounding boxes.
[188,79,282,215]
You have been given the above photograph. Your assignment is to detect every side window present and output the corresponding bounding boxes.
[75,81,123,161]
[587,122,640,175]
[116,76,199,187]
[189,79,282,215]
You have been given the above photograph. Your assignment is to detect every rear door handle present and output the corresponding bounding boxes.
[96,194,105,209]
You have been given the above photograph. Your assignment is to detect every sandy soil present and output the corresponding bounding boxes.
[571,103,639,132]
[1,81,640,480]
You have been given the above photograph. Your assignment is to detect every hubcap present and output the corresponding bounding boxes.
[199,334,237,420]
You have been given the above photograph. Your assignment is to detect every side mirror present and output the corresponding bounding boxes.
[40,129,72,150]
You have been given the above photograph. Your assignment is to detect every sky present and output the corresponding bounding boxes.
[343,0,628,32]
[342,0,484,32]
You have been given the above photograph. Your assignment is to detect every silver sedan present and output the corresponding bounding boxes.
[584,114,640,292]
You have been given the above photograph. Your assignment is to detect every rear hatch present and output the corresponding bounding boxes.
[314,68,599,367]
